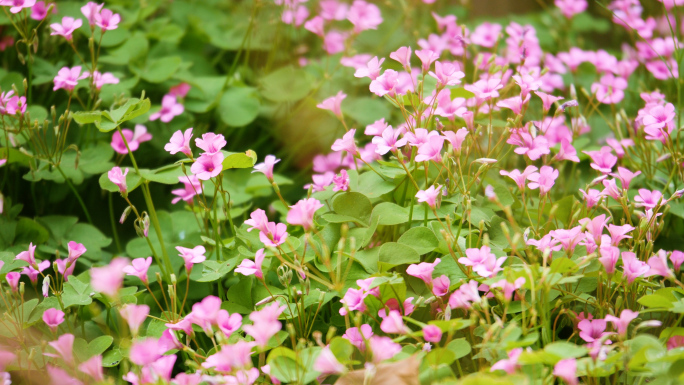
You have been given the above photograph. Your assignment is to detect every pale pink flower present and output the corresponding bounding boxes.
[429,61,464,86]
[347,0,382,32]
[556,0,587,17]
[245,209,270,233]
[556,139,580,162]
[79,355,104,382]
[332,169,349,191]
[591,74,627,104]
[372,126,407,155]
[217,310,242,337]
[30,1,53,20]
[496,96,527,115]
[415,49,440,72]
[83,70,119,89]
[53,66,88,92]
[195,132,226,155]
[5,272,19,292]
[21,260,50,283]
[123,257,152,284]
[390,46,412,69]
[320,0,348,20]
[50,16,82,40]
[244,303,285,347]
[129,338,160,366]
[527,234,562,254]
[415,185,442,208]
[176,245,206,272]
[342,324,373,351]
[108,167,129,194]
[645,250,674,278]
[323,30,347,54]
[550,226,585,253]
[191,152,224,180]
[599,241,620,274]
[415,135,445,163]
[95,8,120,30]
[601,178,622,200]
[172,175,202,204]
[578,318,610,342]
[354,56,384,80]
[149,95,184,123]
[235,249,266,279]
[406,258,441,285]
[339,287,367,315]
[490,348,522,374]
[282,5,308,26]
[583,146,617,174]
[253,155,280,181]
[165,127,193,157]
[448,280,481,309]
[422,325,442,343]
[622,252,650,284]
[553,358,578,385]
[527,166,559,195]
[47,365,81,385]
[201,340,255,371]
[670,250,684,272]
[42,308,65,333]
[432,275,450,297]
[379,310,407,334]
[606,309,639,337]
[465,78,503,100]
[634,189,663,209]
[259,222,288,247]
[607,224,634,246]
[314,347,346,374]
[317,91,346,117]
[287,198,324,231]
[535,91,564,112]
[331,129,358,155]
[120,304,149,335]
[111,124,152,154]
[470,22,502,48]
[369,336,401,363]
[433,90,467,120]
[580,189,602,208]
[490,277,525,301]
[500,166,538,190]
[369,69,399,97]
[90,257,128,296]
[643,103,676,143]
[81,2,103,26]
[190,295,222,332]
[46,333,74,365]
[15,242,37,266]
[508,130,550,160]
[304,15,325,36]
[611,167,640,190]
[443,128,469,153]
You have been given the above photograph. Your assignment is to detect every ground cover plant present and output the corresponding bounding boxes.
[2,0,684,384]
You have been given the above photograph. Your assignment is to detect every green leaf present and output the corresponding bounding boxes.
[371,202,409,226]
[260,66,314,102]
[102,349,122,367]
[426,347,456,366]
[344,97,391,126]
[269,355,300,383]
[398,227,439,255]
[139,165,186,184]
[225,276,253,313]
[356,171,396,198]
[329,337,354,364]
[87,335,114,359]
[99,32,149,65]
[196,260,234,282]
[66,223,112,255]
[0,147,31,166]
[14,218,49,244]
[544,342,588,359]
[222,150,258,171]
[140,56,182,83]
[332,192,372,226]
[72,111,102,125]
[450,87,475,99]
[378,242,420,268]
[638,294,675,309]
[446,338,471,359]
[219,87,260,127]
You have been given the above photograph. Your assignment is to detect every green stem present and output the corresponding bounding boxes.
[55,165,93,224]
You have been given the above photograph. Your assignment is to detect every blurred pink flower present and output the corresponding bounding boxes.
[123,257,152,284]
[46,333,74,365]
[406,258,441,285]
[553,358,578,385]
[90,257,129,296]
[111,124,152,154]
[149,95,184,123]
[347,0,382,32]
[465,78,503,100]
[634,189,663,209]
[621,252,649,284]
[369,69,399,97]
[606,309,639,336]
[217,310,242,338]
[129,338,160,366]
[369,336,401,363]
[317,91,346,117]
[372,126,407,155]
[314,346,346,374]
[490,348,522,374]
[95,8,120,30]
[83,70,119,89]
[253,155,280,181]
[415,49,440,72]
[332,169,349,191]
[235,249,265,279]
[342,324,373,351]
[172,175,202,204]
[81,2,103,26]
[120,304,149,335]
[645,250,674,278]
[331,129,359,155]
[176,245,206,272]
[584,146,617,174]
[527,165,558,195]
[432,274,450,297]
[591,74,627,104]
[500,166,538,190]
[42,308,64,333]
[354,56,384,80]
[53,66,87,91]
[5,272,19,292]
[15,242,37,266]
[79,355,104,382]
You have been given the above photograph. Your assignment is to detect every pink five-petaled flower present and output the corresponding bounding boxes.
[443,128,469,153]
[217,309,242,338]
[259,222,289,248]
[235,248,266,280]
[346,0,382,33]
[165,127,194,157]
[643,103,676,143]
[591,74,627,104]
[490,277,526,302]
[42,308,65,333]
[81,1,103,26]
[527,165,559,195]
[599,241,620,274]
[354,56,384,80]
[555,0,587,18]
[287,198,324,231]
[111,124,152,154]
[578,318,610,342]
[645,250,674,279]
[195,132,226,155]
[459,246,495,269]
[432,275,450,297]
[176,245,206,272]
[21,260,50,283]
[465,78,503,101]
[1,0,35,13]
[119,304,149,335]
[314,346,346,375]
[108,167,129,194]
[535,91,564,112]
[95,8,120,30]
[83,70,119,89]
[415,185,442,208]
[380,310,408,334]
[30,1,53,20]
[333,169,349,191]
[15,242,37,267]
[90,257,128,297]
[191,152,225,180]
[390,46,412,69]
[369,336,402,363]
[202,340,255,372]
[423,325,442,343]
[500,166,538,190]
[46,333,74,365]
[253,155,281,182]
[607,224,634,246]
[342,324,373,352]
[245,209,270,233]
[415,135,445,162]
[5,272,20,292]
[66,241,86,265]
[317,91,346,118]
[490,348,523,374]
[372,126,407,155]
[369,69,399,97]
[429,61,465,87]
[244,303,286,347]
[606,309,639,337]
[129,338,161,366]
[53,66,87,91]
[553,358,578,385]
[149,94,184,123]
[415,49,439,72]
[621,251,650,284]
[172,175,202,204]
[49,16,82,40]
[123,257,152,284]
[611,167,640,190]
[671,250,684,273]
[583,146,617,174]
[634,189,663,209]
[331,129,359,155]
[406,258,441,285]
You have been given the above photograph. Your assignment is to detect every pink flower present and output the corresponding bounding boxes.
[332,169,349,191]
[313,347,346,375]
[195,132,226,155]
[176,245,206,272]
[601,178,622,200]
[459,246,493,267]
[21,260,50,283]
[15,242,37,266]
[622,252,650,284]
[670,250,684,272]
[490,348,522,374]
[172,175,202,204]
[443,128,468,152]
[599,242,620,274]
[372,126,407,155]
[611,167,640,190]
[119,304,149,335]
[66,241,86,265]
[415,49,440,72]
[339,287,367,315]
[434,91,467,120]
[580,188,602,208]
[79,355,104,382]
[303,15,325,36]
[129,338,160,366]
[634,189,663,209]
[470,22,502,48]
[342,324,373,351]
[111,124,152,154]
[415,135,445,162]
[83,70,119,89]
[508,130,551,160]
[5,272,19,292]
[490,277,525,301]
[369,69,399,97]
[253,155,280,181]
[555,0,587,18]
[108,167,129,194]
[423,325,442,343]
[53,66,87,91]
[500,166,538,190]
[30,0,53,20]
[578,318,610,342]
[644,103,676,143]
[535,91,564,112]
[645,250,674,278]
[173,373,203,385]
[331,129,359,155]
[317,91,346,118]
[47,365,81,385]
[390,46,412,69]
[190,295,222,332]
[406,258,441,285]
[607,224,634,246]
[245,209,270,233]
[165,127,194,157]
[201,340,255,371]
[320,0,348,20]
[259,222,288,247]
[158,329,181,353]
[429,61,465,86]
[497,96,528,115]
[235,249,265,279]
[465,78,503,100]
[527,166,559,195]
[46,333,74,365]
[556,139,580,162]
[354,56,384,80]
[369,336,401,363]
[591,74,627,104]
[169,83,191,98]
[2,0,36,14]
[191,152,224,180]
[432,275,450,297]
[323,30,348,54]
[287,198,324,231]
[55,258,76,281]
[606,309,639,337]
[553,358,578,385]
[244,303,285,347]
[415,185,442,208]
[217,310,242,337]
[282,5,308,26]
[527,234,562,254]
[90,257,128,296]
[583,146,617,174]
[95,8,120,30]
[149,95,184,123]
[42,308,65,333]
[123,257,152,284]
[81,2,103,26]
[346,0,382,32]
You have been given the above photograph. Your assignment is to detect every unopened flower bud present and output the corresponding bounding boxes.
[120,206,132,224]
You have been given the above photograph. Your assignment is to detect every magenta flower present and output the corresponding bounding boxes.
[372,126,407,155]
[331,129,359,155]
[53,66,87,91]
[235,248,266,279]
[527,166,558,195]
[313,347,346,375]
[42,308,64,333]
[500,166,538,190]
[66,241,86,265]
[150,94,184,123]
[670,250,684,272]
[415,49,440,72]
[432,275,450,297]
[380,310,408,334]
[644,103,676,143]
[111,124,152,154]
[30,0,53,19]
[354,56,384,80]
[599,243,620,274]
[165,127,194,157]
[422,325,442,344]
[553,358,578,385]
[390,46,412,69]
[578,318,610,342]
[621,251,650,284]
[634,189,663,209]
[606,309,639,337]
[332,169,349,191]
[465,78,503,101]
[172,175,202,204]
[15,242,37,266]
[83,70,119,89]
[195,132,226,155]
[583,146,617,174]
[287,198,324,231]
[253,155,280,181]
[50,16,82,41]
[2,0,36,14]
[550,226,585,253]
[342,324,373,351]
[190,295,222,332]
[21,260,50,283]
[580,188,602,208]
[369,69,399,97]
[81,1,103,26]
[406,258,441,285]
[449,281,481,310]
[415,135,445,162]
[95,8,120,30]
[346,0,382,32]
[245,209,270,233]
[79,355,104,382]
[317,91,346,118]
[176,245,206,272]
[119,304,149,335]
[339,287,367,315]
[470,22,502,48]
[108,167,129,194]
[415,185,442,208]
[459,246,495,268]
[645,250,674,279]
[46,333,74,365]
[259,222,288,247]
[611,167,640,190]
[601,178,622,201]
[191,152,224,180]
[591,74,627,104]
[5,272,20,292]
[123,257,152,284]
